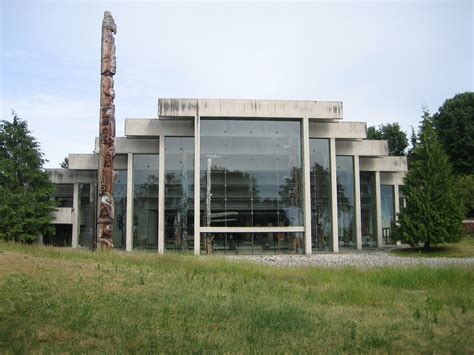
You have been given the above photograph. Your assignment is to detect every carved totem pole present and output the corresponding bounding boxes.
[97,11,117,249]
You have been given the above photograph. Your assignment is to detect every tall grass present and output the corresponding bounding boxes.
[0,242,472,353]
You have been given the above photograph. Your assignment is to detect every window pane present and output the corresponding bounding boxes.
[133,154,159,250]
[360,172,377,247]
[336,156,356,249]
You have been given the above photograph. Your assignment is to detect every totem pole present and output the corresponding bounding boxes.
[97,11,117,249]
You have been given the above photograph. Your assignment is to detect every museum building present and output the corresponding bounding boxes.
[46,98,407,255]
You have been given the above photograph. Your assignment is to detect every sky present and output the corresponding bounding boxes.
[1,0,473,168]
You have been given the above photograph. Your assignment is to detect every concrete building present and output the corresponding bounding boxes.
[47,98,407,254]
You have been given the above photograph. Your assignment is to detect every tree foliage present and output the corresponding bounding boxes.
[367,122,408,156]
[393,111,464,249]
[0,112,56,242]
[432,92,474,175]
[60,156,69,169]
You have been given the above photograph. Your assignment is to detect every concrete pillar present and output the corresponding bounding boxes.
[194,114,201,255]
[394,184,401,245]
[126,152,134,252]
[158,135,165,254]
[330,138,339,252]
[375,171,383,247]
[354,155,362,250]
[394,184,400,217]
[302,117,312,255]
[72,182,79,248]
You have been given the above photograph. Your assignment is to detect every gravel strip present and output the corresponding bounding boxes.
[222,251,474,268]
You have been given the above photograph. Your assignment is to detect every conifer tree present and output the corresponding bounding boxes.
[0,111,56,242]
[393,110,464,249]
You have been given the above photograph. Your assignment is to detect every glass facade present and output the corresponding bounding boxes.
[381,185,395,244]
[165,137,194,253]
[78,183,94,248]
[112,170,127,249]
[200,119,304,254]
[336,156,356,249]
[360,172,377,247]
[309,139,332,251]
[133,154,159,250]
[53,184,74,207]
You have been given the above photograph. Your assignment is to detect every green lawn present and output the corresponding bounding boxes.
[391,236,474,258]
[0,242,473,353]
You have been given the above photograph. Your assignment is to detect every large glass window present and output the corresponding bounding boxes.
[310,139,332,251]
[360,172,377,247]
[112,170,127,249]
[381,185,395,244]
[133,154,159,250]
[336,156,356,249]
[78,183,94,248]
[165,137,194,253]
[200,119,303,229]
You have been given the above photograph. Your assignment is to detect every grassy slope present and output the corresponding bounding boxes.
[0,242,473,353]
[392,236,474,258]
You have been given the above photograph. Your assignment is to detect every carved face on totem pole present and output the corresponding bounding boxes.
[101,76,115,107]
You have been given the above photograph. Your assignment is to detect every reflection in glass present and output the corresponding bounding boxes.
[53,184,74,207]
[336,156,356,249]
[200,119,304,254]
[165,137,194,252]
[360,172,377,247]
[112,170,127,249]
[398,185,406,210]
[310,139,332,251]
[133,154,159,250]
[201,232,304,255]
[381,185,395,244]
[78,183,94,248]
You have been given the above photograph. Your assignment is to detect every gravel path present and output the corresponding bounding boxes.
[223,250,474,268]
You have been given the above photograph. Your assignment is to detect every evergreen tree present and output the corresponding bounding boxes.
[60,156,69,169]
[0,111,56,242]
[393,110,464,249]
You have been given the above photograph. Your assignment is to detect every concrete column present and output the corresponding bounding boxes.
[194,114,201,255]
[394,184,400,217]
[302,117,312,255]
[126,152,133,252]
[158,135,165,254]
[375,171,383,247]
[330,138,339,252]
[354,155,362,250]
[72,182,79,248]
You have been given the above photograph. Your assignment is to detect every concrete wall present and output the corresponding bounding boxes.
[125,119,194,137]
[158,98,343,119]
[309,122,366,139]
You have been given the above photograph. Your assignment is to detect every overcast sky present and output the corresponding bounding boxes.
[1,0,472,168]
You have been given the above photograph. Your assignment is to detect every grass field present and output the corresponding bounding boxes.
[0,242,473,353]
[391,236,474,258]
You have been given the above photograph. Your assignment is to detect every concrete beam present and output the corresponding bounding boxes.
[380,172,406,185]
[309,122,366,139]
[125,119,194,137]
[158,98,343,119]
[47,169,97,184]
[68,154,127,170]
[51,208,73,224]
[95,137,159,154]
[375,171,383,247]
[359,156,408,172]
[336,140,389,156]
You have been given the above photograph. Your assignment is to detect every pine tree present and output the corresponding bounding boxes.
[393,110,464,249]
[0,111,56,242]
